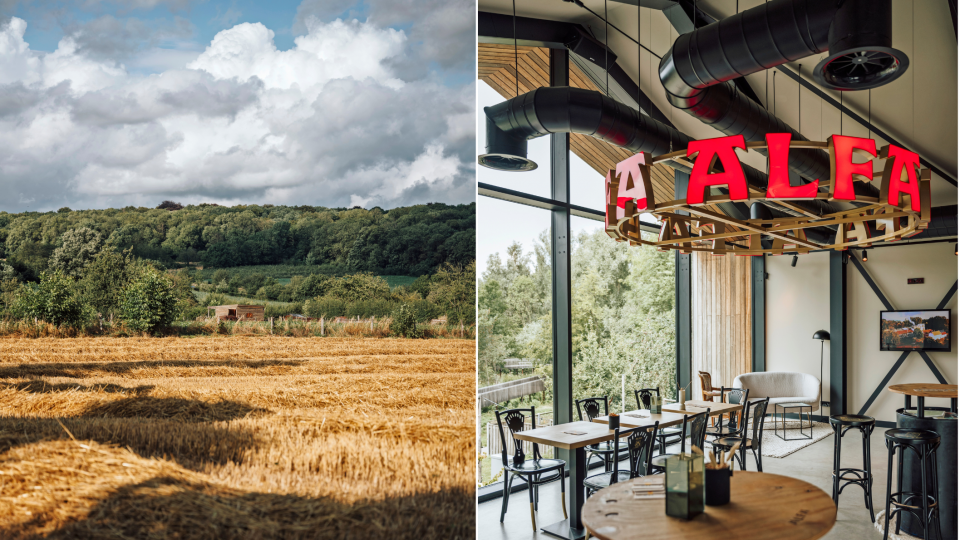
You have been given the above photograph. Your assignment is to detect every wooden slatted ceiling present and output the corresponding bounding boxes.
[690,252,752,400]
[478,43,726,219]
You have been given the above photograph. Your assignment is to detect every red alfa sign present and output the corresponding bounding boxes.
[604,134,931,254]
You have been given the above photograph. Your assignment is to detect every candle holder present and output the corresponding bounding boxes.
[705,466,732,506]
[651,395,662,414]
[608,413,620,430]
[665,453,704,519]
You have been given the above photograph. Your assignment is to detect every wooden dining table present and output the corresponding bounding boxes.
[512,402,744,539]
[582,471,837,540]
[888,383,958,417]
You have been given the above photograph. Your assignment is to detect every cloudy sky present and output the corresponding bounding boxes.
[0,0,475,212]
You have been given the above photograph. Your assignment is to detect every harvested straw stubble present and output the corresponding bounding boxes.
[0,337,475,539]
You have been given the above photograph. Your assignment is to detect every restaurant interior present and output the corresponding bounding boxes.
[475,1,958,539]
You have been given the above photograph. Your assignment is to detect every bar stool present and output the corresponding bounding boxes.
[883,428,942,540]
[829,414,876,522]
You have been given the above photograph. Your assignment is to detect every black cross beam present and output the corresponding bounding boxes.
[851,256,957,416]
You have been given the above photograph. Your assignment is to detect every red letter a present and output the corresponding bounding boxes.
[686,135,748,205]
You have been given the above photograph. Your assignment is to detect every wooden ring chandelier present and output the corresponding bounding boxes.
[604,134,932,256]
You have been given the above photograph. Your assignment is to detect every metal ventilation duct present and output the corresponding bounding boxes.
[658,0,904,198]
[813,0,909,90]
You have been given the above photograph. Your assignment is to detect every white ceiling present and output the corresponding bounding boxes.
[478,0,958,206]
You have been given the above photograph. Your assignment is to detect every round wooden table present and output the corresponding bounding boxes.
[582,472,836,540]
[888,383,958,417]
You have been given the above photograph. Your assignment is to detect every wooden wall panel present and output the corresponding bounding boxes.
[690,252,753,400]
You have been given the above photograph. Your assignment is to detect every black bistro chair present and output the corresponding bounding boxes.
[584,422,660,498]
[712,398,769,471]
[706,387,750,440]
[649,409,711,473]
[576,396,628,471]
[635,387,682,452]
[495,407,567,531]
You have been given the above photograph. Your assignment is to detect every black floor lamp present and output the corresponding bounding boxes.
[813,330,830,408]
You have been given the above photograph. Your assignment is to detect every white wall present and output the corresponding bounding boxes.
[766,251,832,410]
[766,243,958,423]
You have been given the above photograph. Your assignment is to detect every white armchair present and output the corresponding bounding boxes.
[733,372,821,413]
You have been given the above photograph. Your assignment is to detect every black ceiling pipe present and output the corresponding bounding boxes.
[813,0,909,90]
[658,0,899,199]
[479,86,840,242]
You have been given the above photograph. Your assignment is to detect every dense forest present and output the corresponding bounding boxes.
[0,202,475,278]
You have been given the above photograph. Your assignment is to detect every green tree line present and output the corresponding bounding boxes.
[0,202,475,278]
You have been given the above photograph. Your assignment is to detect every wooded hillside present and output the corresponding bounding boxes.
[0,202,475,278]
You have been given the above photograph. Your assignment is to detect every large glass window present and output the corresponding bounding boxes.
[477,197,553,486]
[477,77,556,487]
[476,54,676,491]
[570,214,677,415]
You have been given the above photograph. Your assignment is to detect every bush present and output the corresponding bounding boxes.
[119,268,181,332]
[391,304,423,338]
[346,299,395,319]
[14,271,87,328]
[304,297,345,318]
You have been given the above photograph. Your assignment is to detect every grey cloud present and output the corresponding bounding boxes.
[70,72,262,125]
[0,82,41,117]
[62,14,194,60]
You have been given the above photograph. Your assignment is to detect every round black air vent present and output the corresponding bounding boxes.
[478,154,538,172]
[814,46,909,91]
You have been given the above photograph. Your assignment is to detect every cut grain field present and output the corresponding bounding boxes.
[0,337,476,539]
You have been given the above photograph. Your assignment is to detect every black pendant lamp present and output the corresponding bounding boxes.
[813,330,830,409]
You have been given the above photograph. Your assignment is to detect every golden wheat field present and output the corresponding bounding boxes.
[0,336,476,539]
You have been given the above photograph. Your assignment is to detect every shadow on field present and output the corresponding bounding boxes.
[0,380,155,395]
[3,476,474,540]
[83,395,268,422]
[0,358,306,379]
[0,415,262,468]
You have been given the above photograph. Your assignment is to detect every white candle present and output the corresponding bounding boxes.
[622,374,626,413]
[680,388,686,405]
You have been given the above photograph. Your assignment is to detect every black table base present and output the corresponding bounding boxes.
[896,407,957,540]
[541,519,587,540]
[542,447,587,540]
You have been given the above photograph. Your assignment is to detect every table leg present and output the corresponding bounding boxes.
[951,397,957,413]
[541,447,587,540]
[905,395,911,411]
[917,396,925,418]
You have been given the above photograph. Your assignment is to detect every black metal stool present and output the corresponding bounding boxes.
[883,428,942,540]
[829,414,876,522]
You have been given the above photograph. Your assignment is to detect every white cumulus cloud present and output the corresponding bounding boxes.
[0,15,474,211]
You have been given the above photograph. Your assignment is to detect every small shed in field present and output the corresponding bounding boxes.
[208,305,265,321]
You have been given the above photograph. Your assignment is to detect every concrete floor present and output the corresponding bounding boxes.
[478,432,894,540]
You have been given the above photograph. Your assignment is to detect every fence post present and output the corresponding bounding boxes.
[320,317,324,336]
[270,317,274,334]
[370,318,374,331]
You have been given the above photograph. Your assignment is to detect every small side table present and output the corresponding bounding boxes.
[774,402,813,441]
